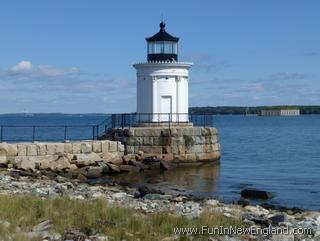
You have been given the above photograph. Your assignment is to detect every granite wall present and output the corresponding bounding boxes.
[106,126,221,163]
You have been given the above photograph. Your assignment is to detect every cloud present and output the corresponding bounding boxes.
[0,61,136,113]
[189,70,318,107]
[191,77,240,85]
[291,51,318,57]
[10,61,33,72]
[259,72,311,82]
[8,60,79,77]
[182,54,212,62]
[301,52,317,57]
[182,54,228,72]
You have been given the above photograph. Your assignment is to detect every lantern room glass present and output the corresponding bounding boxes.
[148,41,178,55]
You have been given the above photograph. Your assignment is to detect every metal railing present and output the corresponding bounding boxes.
[0,113,212,142]
[0,115,113,143]
[110,113,213,128]
[0,125,102,142]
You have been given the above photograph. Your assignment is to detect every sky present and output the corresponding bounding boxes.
[0,0,319,113]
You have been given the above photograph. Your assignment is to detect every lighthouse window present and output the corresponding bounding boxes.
[148,41,177,54]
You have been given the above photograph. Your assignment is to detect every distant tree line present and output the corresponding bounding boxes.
[189,106,320,115]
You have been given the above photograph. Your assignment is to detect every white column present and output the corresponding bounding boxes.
[136,75,141,113]
[175,76,180,122]
[184,76,189,122]
[152,76,157,122]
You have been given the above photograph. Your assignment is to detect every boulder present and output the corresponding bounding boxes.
[72,153,101,167]
[205,199,219,206]
[68,164,78,170]
[54,156,72,171]
[243,213,270,227]
[11,156,36,170]
[241,189,274,200]
[77,174,87,181]
[85,166,103,179]
[37,155,60,170]
[160,160,172,171]
[97,161,110,174]
[245,205,270,216]
[122,154,136,164]
[128,160,148,169]
[101,152,122,164]
[137,185,164,197]
[269,214,287,225]
[238,197,250,206]
[107,163,120,173]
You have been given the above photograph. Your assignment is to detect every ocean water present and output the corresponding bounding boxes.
[215,115,320,210]
[1,115,319,210]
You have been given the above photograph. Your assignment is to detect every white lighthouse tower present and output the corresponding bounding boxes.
[133,22,193,123]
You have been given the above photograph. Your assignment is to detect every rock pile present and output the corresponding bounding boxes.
[0,173,319,241]
[0,141,187,180]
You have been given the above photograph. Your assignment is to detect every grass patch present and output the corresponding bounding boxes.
[0,195,244,241]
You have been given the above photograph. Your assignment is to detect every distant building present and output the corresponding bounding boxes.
[261,109,300,116]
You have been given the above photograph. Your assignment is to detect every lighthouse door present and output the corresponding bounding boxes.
[160,96,172,122]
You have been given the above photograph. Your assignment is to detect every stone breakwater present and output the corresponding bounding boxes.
[0,140,133,177]
[0,127,220,178]
[0,173,319,241]
[107,126,221,163]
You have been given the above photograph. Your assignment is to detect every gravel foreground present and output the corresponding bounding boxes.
[0,171,319,241]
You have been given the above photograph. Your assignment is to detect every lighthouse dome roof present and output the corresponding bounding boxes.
[146,22,179,42]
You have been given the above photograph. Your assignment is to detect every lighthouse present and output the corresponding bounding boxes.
[133,22,193,124]
[107,22,220,164]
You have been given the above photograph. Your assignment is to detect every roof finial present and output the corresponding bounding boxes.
[160,21,165,32]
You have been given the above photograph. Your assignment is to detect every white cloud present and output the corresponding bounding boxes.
[10,61,33,72]
[8,60,79,77]
[36,65,78,76]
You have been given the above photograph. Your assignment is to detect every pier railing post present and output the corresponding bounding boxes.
[32,126,35,142]
[112,114,115,128]
[64,126,67,141]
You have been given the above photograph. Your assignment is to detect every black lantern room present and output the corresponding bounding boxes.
[146,22,179,62]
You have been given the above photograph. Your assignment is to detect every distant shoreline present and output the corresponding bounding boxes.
[190,105,320,115]
[1,105,320,116]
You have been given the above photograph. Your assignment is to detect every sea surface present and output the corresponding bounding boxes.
[1,114,319,210]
